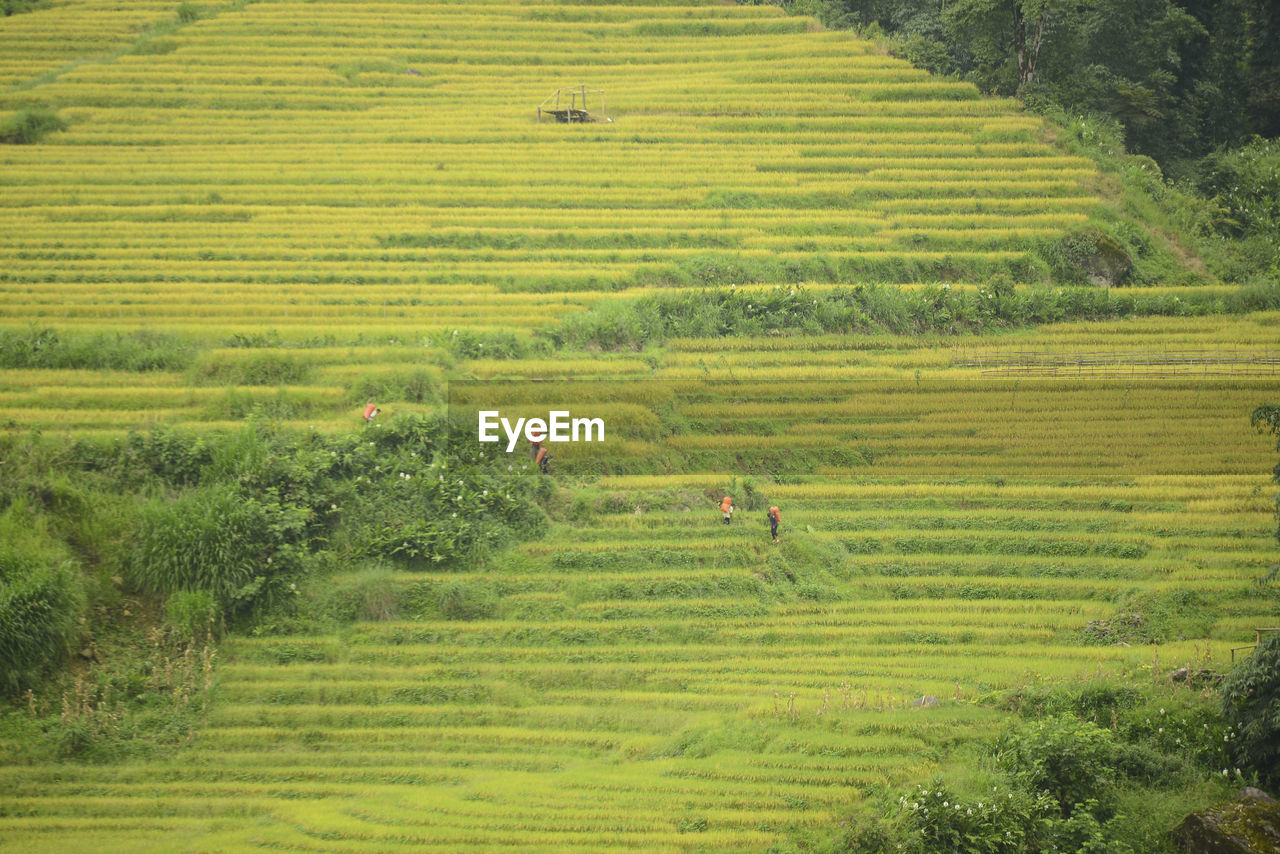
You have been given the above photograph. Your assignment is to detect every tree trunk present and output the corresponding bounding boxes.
[1014,2,1047,93]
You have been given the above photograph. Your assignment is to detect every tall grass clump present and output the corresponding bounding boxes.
[347,369,440,406]
[175,2,202,24]
[192,351,312,385]
[0,507,85,695]
[549,281,1280,350]
[303,564,400,624]
[129,484,298,619]
[2,0,52,15]
[0,327,195,371]
[0,108,66,144]
[165,589,221,641]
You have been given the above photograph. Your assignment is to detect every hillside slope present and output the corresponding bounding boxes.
[2,1,1278,852]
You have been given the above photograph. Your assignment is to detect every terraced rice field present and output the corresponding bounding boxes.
[2,0,1279,851]
[0,0,1098,345]
[2,466,1274,850]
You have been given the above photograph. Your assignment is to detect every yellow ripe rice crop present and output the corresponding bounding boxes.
[3,0,1277,851]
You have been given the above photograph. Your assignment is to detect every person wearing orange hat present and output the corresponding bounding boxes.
[767,504,781,543]
[719,495,733,525]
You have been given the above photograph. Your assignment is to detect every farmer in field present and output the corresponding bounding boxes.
[535,444,551,474]
[362,402,380,423]
[720,495,734,525]
[530,425,545,462]
[767,504,781,543]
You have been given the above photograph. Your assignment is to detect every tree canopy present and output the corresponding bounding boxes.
[839,0,1279,170]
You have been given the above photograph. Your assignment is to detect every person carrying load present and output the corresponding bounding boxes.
[362,402,380,422]
[719,495,733,525]
[767,504,781,543]
[536,444,551,474]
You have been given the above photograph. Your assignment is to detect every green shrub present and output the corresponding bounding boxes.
[438,581,497,621]
[1220,632,1280,787]
[1193,139,1280,250]
[2,0,51,15]
[129,484,299,617]
[192,352,312,385]
[0,108,66,144]
[114,427,212,486]
[899,779,1058,853]
[995,715,1123,818]
[0,542,84,695]
[546,281,1280,351]
[318,565,400,623]
[337,417,548,566]
[0,327,193,371]
[1079,589,1213,645]
[347,369,440,406]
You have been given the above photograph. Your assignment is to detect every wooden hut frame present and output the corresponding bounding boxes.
[538,85,607,123]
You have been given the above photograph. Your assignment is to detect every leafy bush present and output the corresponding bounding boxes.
[438,328,548,360]
[336,416,547,567]
[547,282,1280,351]
[898,779,1058,853]
[1220,632,1280,787]
[0,542,84,695]
[994,715,1124,817]
[0,108,66,144]
[175,2,202,23]
[1193,139,1280,253]
[116,428,212,486]
[129,484,304,618]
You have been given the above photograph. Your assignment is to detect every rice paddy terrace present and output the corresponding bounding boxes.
[0,0,1098,351]
[2,0,1279,852]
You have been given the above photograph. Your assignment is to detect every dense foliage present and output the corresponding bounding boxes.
[1220,632,1280,787]
[755,0,1280,276]
[842,684,1243,853]
[0,327,194,371]
[0,107,65,144]
[0,415,548,693]
[0,0,49,15]
[1252,403,1280,542]
[551,281,1280,350]
[804,0,1279,169]
[0,534,84,695]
